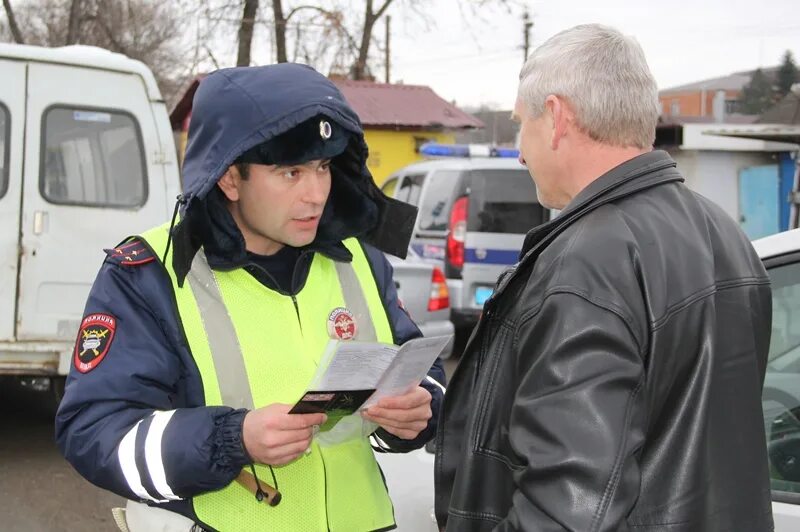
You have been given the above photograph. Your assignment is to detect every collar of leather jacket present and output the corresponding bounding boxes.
[523,150,683,258]
[488,151,684,306]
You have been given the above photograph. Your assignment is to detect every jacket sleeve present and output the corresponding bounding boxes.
[363,244,447,453]
[54,256,251,503]
[495,291,645,532]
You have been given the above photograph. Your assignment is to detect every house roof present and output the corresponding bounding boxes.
[454,109,517,145]
[169,75,205,130]
[658,114,760,126]
[330,79,484,130]
[660,66,779,95]
[706,124,800,145]
[758,89,800,125]
[170,74,484,131]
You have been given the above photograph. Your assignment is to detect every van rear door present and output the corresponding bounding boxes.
[16,62,170,341]
[0,58,25,342]
[462,168,547,310]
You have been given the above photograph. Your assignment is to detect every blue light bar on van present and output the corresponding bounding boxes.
[419,143,471,157]
[419,142,519,159]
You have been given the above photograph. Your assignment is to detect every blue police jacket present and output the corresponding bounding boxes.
[54,63,445,522]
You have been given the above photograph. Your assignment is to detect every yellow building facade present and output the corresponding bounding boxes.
[364,130,454,185]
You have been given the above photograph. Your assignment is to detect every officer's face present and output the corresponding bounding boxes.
[218,159,332,255]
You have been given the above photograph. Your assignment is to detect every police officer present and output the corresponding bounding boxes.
[55,63,446,532]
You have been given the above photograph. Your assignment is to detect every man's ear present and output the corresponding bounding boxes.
[217,167,241,202]
[545,95,569,151]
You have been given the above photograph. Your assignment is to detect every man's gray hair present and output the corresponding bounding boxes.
[518,24,660,149]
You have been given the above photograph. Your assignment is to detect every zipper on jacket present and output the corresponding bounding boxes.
[291,294,303,334]
[243,261,304,334]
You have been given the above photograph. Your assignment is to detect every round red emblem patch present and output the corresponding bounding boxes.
[327,307,357,340]
[74,313,117,373]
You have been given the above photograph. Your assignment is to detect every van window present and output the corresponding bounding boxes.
[467,169,545,234]
[763,258,800,494]
[418,170,461,232]
[41,107,147,207]
[396,174,424,206]
[0,103,8,199]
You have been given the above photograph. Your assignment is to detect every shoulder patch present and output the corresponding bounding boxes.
[104,239,155,266]
[74,313,117,373]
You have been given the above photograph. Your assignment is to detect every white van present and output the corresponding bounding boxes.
[381,147,552,350]
[0,44,180,394]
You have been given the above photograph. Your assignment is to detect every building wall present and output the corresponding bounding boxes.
[364,129,454,184]
[668,149,779,221]
[659,89,740,117]
[779,151,797,231]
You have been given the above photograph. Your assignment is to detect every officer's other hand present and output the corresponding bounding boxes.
[361,386,432,440]
[243,404,326,466]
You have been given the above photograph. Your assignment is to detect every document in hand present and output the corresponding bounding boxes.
[289,335,451,431]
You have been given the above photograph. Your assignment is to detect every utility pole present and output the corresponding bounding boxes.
[523,10,533,62]
[385,15,391,83]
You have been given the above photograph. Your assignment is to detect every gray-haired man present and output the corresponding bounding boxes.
[435,23,773,532]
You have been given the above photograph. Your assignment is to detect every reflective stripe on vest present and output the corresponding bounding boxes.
[140,224,396,532]
[185,249,253,409]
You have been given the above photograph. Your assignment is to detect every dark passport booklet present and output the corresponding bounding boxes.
[289,389,375,431]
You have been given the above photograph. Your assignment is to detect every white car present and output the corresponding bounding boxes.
[379,228,800,531]
[386,247,454,356]
[752,227,800,530]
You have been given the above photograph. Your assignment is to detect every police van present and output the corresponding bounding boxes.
[0,44,180,396]
[380,143,552,345]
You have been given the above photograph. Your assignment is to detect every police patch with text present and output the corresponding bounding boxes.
[327,307,357,340]
[74,313,117,373]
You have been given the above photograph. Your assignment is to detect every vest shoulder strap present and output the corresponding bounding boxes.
[103,238,156,267]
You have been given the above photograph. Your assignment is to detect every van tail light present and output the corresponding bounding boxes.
[446,196,468,273]
[428,267,450,311]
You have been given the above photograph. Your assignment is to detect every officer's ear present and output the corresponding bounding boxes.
[218,166,242,202]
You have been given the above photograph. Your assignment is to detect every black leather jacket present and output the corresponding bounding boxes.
[435,151,774,532]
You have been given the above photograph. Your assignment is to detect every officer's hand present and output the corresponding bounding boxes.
[243,404,326,466]
[361,386,432,440]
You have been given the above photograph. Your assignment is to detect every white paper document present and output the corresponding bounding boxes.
[289,335,451,422]
[361,335,452,408]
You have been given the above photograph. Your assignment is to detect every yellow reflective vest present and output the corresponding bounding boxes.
[141,223,396,532]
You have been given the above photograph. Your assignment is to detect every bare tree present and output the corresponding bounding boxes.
[237,0,259,66]
[217,0,520,82]
[4,0,189,105]
[352,0,392,80]
[2,0,25,43]
[65,0,81,44]
[271,0,287,62]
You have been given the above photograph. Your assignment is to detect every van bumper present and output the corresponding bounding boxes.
[0,342,71,375]
[450,308,481,330]
[418,320,455,359]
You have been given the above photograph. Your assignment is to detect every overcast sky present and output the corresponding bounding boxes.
[386,0,799,110]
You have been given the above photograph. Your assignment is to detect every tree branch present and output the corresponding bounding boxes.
[204,43,221,70]
[272,0,287,63]
[285,4,335,22]
[373,0,393,20]
[237,0,259,66]
[2,0,25,44]
[65,0,82,44]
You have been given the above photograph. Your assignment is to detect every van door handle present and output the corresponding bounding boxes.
[33,211,48,235]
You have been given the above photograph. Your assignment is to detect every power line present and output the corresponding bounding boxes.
[392,46,520,67]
